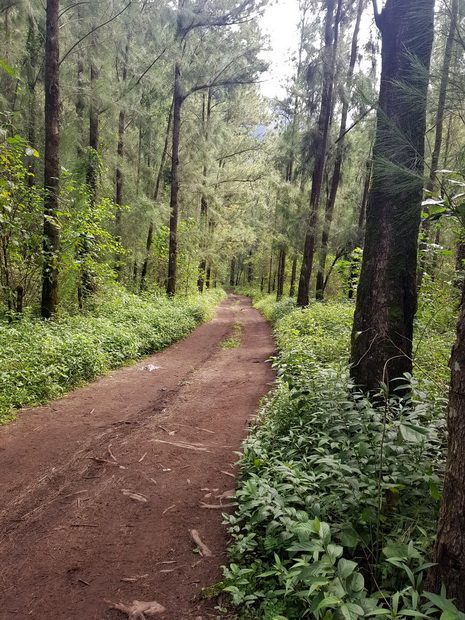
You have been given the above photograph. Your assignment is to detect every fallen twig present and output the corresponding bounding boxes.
[151,439,211,453]
[122,489,148,503]
[190,529,213,557]
[106,599,165,619]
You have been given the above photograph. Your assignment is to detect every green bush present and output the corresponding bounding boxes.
[223,296,452,619]
[0,286,224,424]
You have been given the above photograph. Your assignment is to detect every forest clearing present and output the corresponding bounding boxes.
[3,0,465,618]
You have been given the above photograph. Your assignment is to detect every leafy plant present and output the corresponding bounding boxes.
[222,294,451,619]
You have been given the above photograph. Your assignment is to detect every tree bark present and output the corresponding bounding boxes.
[230,256,236,287]
[140,101,173,292]
[315,0,363,300]
[289,255,297,297]
[350,0,435,394]
[197,89,212,292]
[297,0,342,307]
[276,247,286,301]
[41,0,60,319]
[427,279,465,608]
[167,62,182,296]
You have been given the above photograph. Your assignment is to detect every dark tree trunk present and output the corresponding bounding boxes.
[114,36,130,280]
[41,0,60,319]
[230,256,236,287]
[289,255,297,297]
[267,254,273,294]
[427,280,465,609]
[350,0,435,394]
[197,90,212,293]
[247,249,253,283]
[140,102,173,292]
[297,0,342,307]
[316,0,363,301]
[197,257,207,292]
[167,62,182,296]
[206,265,211,289]
[276,247,286,301]
[78,36,99,308]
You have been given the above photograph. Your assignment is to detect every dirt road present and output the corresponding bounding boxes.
[0,295,275,620]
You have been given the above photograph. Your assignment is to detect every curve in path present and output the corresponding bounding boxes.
[0,294,275,620]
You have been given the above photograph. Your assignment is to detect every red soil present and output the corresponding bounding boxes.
[0,294,275,620]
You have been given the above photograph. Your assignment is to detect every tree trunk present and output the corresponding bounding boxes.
[267,254,273,294]
[26,14,38,186]
[115,36,130,280]
[418,0,458,290]
[276,247,286,301]
[197,90,212,293]
[247,249,253,283]
[167,62,182,296]
[289,255,297,297]
[297,0,342,307]
[140,102,173,292]
[315,0,363,300]
[230,256,236,287]
[41,0,60,319]
[350,0,435,394]
[427,279,465,608]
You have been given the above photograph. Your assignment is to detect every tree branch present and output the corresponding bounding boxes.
[60,2,132,66]
[372,0,382,29]
[335,107,375,144]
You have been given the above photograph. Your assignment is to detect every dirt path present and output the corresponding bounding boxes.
[0,294,275,620]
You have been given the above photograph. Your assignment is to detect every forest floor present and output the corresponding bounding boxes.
[0,294,275,620]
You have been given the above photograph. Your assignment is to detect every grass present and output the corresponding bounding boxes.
[219,322,244,349]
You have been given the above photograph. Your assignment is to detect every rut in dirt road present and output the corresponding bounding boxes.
[0,295,275,620]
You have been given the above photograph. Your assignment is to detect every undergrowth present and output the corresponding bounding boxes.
[0,286,224,424]
[222,294,456,619]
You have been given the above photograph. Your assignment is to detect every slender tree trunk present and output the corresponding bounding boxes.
[315,0,364,300]
[289,255,297,297]
[247,249,253,283]
[418,0,458,290]
[350,0,435,394]
[230,256,236,287]
[115,36,130,279]
[140,102,173,291]
[167,62,182,296]
[26,14,38,186]
[297,0,342,307]
[206,265,211,289]
[276,247,286,301]
[41,0,60,319]
[198,89,212,292]
[267,254,273,294]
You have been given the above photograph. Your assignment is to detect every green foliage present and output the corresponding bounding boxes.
[252,293,297,325]
[223,297,452,619]
[0,286,224,424]
[0,133,42,312]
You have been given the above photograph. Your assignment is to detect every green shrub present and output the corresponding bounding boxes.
[223,296,452,619]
